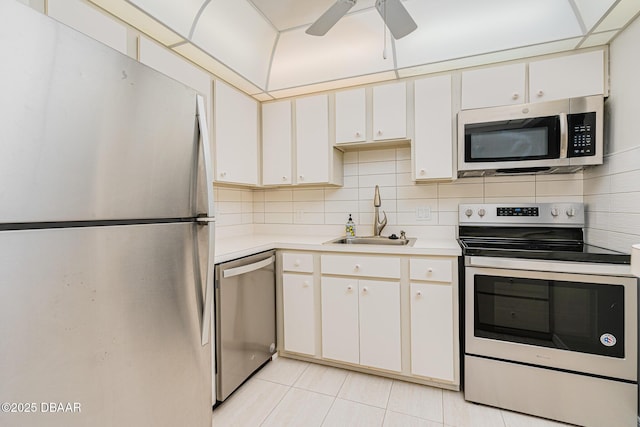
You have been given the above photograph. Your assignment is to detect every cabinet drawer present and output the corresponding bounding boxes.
[321,254,400,279]
[282,252,314,273]
[410,258,452,283]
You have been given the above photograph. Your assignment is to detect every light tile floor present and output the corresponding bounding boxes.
[212,356,573,427]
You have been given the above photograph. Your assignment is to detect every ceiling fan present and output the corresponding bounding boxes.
[305,0,417,39]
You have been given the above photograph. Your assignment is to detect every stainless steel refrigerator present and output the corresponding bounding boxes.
[0,2,215,426]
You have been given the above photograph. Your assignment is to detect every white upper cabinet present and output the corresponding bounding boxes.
[529,50,604,103]
[414,75,454,180]
[461,63,526,110]
[262,101,292,186]
[214,80,258,186]
[335,88,366,144]
[373,82,407,141]
[296,95,328,184]
[295,94,343,186]
[461,50,606,109]
[48,0,127,55]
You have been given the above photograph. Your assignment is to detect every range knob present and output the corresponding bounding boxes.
[550,208,559,217]
[478,208,486,217]
[464,208,473,217]
[566,208,576,217]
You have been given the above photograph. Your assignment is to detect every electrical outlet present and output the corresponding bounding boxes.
[416,207,432,221]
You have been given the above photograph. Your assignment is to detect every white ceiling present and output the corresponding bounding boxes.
[90,0,640,100]
[249,0,377,31]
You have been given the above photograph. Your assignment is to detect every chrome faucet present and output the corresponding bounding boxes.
[373,185,387,236]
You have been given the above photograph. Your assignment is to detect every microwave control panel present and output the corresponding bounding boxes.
[567,112,596,157]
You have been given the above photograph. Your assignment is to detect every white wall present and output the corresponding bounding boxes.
[584,14,640,253]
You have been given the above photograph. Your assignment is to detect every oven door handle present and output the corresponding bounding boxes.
[466,256,632,276]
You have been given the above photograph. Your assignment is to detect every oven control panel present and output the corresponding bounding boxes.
[459,203,584,226]
[497,207,539,217]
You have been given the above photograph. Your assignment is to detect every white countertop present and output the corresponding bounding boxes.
[215,232,462,264]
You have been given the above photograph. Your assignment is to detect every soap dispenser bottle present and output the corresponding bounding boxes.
[345,214,356,240]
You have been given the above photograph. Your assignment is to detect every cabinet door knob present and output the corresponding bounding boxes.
[303,281,310,288]
[362,286,368,293]
[282,175,288,181]
[355,131,361,137]
[299,174,304,181]
[220,171,227,178]
[427,267,433,273]
[294,259,301,267]
[347,285,353,291]
[536,90,544,97]
[377,130,383,136]
[416,291,423,297]
[512,92,519,100]
[419,168,426,176]
[354,264,361,271]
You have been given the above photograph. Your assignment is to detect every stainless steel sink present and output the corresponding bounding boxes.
[324,236,416,246]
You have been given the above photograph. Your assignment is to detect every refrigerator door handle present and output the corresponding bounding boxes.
[196,95,214,218]
[196,95,214,347]
[200,222,215,346]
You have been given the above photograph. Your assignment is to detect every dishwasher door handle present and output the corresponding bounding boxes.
[222,256,275,279]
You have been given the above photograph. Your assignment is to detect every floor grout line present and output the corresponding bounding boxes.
[318,395,337,427]
[258,384,292,427]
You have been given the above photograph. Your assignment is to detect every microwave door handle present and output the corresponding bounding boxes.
[559,112,568,159]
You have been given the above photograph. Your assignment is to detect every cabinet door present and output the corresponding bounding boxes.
[295,95,329,184]
[321,277,359,364]
[335,88,366,144]
[410,283,454,381]
[529,50,604,103]
[262,101,292,186]
[359,280,401,372]
[414,75,453,180]
[214,80,258,185]
[48,0,127,54]
[282,274,316,355]
[373,82,406,140]
[461,63,526,109]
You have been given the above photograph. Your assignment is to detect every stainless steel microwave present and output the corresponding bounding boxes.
[457,95,603,177]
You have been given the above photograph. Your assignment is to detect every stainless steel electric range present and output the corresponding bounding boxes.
[458,203,637,427]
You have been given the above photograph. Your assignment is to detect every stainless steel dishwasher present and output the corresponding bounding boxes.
[214,250,276,403]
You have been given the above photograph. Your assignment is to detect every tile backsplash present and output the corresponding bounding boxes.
[214,147,584,239]
[584,146,640,253]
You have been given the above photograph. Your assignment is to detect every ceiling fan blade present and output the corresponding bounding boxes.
[375,0,417,39]
[306,0,357,36]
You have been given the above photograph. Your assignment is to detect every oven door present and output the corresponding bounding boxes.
[465,259,637,382]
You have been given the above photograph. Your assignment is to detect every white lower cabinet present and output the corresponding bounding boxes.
[320,277,359,364]
[410,282,454,381]
[279,251,459,389]
[358,279,401,372]
[282,273,316,356]
[321,277,401,372]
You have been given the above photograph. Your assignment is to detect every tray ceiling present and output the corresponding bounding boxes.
[90,0,640,100]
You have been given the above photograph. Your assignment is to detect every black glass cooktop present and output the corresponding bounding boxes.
[458,226,630,264]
